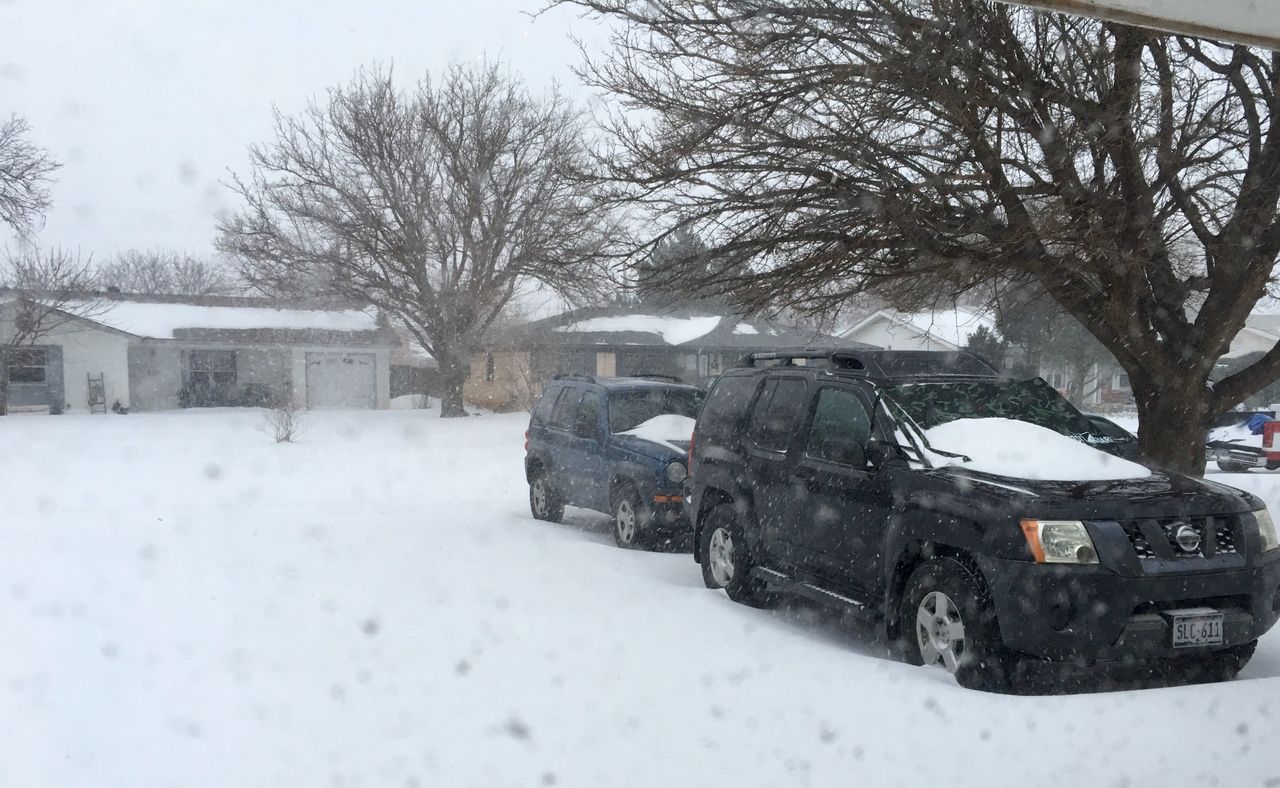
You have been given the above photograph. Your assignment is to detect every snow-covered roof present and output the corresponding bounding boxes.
[554,315,722,346]
[843,308,995,349]
[64,300,380,340]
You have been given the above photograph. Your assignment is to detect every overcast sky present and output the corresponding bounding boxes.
[0,0,608,260]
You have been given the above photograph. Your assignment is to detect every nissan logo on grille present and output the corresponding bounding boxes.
[1173,523,1202,554]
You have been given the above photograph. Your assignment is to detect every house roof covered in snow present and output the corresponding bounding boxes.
[502,306,844,351]
[3,290,397,346]
[68,300,381,340]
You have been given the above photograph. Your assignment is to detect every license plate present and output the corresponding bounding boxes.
[1169,608,1224,648]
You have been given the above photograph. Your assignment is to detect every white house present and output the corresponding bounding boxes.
[839,307,996,351]
[1223,313,1280,358]
[0,292,397,413]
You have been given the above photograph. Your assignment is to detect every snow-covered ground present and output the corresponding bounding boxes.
[2,408,1279,787]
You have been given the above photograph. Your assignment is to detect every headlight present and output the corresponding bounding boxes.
[665,461,687,484]
[1256,508,1279,552]
[1020,519,1099,564]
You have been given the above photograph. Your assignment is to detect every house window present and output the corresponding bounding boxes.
[189,350,237,389]
[485,352,496,382]
[1051,372,1065,388]
[1112,372,1131,391]
[7,347,47,384]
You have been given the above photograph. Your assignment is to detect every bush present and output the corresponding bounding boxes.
[263,401,304,443]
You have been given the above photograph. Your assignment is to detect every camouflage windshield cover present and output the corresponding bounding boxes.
[884,378,1094,437]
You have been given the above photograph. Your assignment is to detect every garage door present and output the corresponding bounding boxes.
[306,352,376,409]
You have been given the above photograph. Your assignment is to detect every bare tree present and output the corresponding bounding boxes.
[97,249,240,295]
[217,63,615,417]
[556,0,1280,472]
[0,115,59,238]
[0,247,104,415]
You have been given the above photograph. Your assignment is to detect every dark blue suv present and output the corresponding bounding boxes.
[525,374,704,548]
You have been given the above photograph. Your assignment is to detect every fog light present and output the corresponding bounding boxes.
[1047,600,1072,631]
[664,509,678,524]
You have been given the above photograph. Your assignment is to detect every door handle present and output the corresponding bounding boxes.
[791,467,818,488]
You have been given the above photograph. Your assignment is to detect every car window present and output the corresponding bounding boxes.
[607,387,702,433]
[698,375,760,443]
[805,388,872,465]
[576,390,604,435]
[532,385,560,425]
[550,387,582,431]
[746,377,808,452]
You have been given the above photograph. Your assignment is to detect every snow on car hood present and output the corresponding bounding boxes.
[923,417,1151,481]
[617,414,696,453]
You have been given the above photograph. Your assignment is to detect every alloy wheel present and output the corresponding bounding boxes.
[531,478,548,516]
[708,526,735,586]
[616,498,637,545]
[916,591,967,674]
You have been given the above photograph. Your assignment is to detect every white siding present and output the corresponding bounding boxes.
[1225,328,1276,358]
[842,315,959,352]
[44,322,132,411]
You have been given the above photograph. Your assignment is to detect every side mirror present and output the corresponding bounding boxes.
[865,437,887,469]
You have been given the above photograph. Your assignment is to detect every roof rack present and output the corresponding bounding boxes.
[553,373,597,383]
[738,349,1001,378]
[632,373,684,383]
[742,350,868,372]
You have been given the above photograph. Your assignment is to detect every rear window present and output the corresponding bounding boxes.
[550,387,583,430]
[698,374,761,443]
[746,377,808,452]
[532,385,562,425]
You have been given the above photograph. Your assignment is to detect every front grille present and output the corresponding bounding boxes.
[1119,516,1240,560]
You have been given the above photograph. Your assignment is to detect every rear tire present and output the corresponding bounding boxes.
[528,471,564,523]
[1217,460,1252,473]
[899,557,1016,693]
[699,504,770,607]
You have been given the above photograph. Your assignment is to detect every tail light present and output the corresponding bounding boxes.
[524,429,529,452]
[1265,421,1280,449]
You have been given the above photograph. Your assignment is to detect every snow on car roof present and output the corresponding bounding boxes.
[554,315,721,345]
[63,300,380,339]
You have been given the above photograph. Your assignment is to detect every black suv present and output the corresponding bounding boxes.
[526,374,703,548]
[687,350,1280,691]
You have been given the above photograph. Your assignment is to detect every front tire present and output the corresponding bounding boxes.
[529,471,564,523]
[899,556,1015,692]
[698,504,770,607]
[612,483,649,549]
[1182,640,1257,683]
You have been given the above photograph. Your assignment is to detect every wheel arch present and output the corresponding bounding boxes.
[884,540,993,642]
[693,487,735,563]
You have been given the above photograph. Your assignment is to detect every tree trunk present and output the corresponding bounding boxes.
[0,357,8,416]
[1131,373,1211,475]
[438,359,468,419]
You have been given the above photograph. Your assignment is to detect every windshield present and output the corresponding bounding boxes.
[608,388,703,433]
[886,378,1096,437]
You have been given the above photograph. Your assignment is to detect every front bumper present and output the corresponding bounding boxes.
[643,496,693,535]
[978,550,1280,662]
